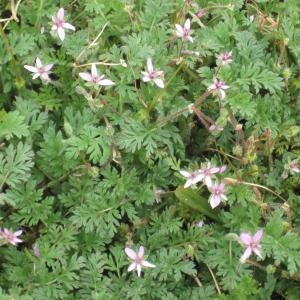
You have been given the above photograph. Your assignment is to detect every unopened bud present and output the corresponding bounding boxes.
[186,244,194,257]
[225,233,239,241]
[232,145,243,157]
[224,177,239,185]
[283,68,291,80]
[88,166,99,178]
[235,124,243,131]
[64,121,73,137]
[120,59,127,67]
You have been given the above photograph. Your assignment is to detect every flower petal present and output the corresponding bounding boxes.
[239,233,252,246]
[210,167,220,174]
[32,73,41,80]
[204,176,212,188]
[125,247,137,260]
[136,263,142,277]
[57,27,65,41]
[91,64,98,77]
[209,195,221,208]
[191,174,203,185]
[138,246,144,258]
[147,58,153,73]
[99,79,115,86]
[57,8,64,20]
[127,262,136,272]
[221,194,228,201]
[187,36,194,43]
[24,65,38,73]
[142,74,151,82]
[12,237,22,244]
[142,260,156,268]
[40,73,50,81]
[153,78,164,88]
[253,247,262,258]
[179,170,191,178]
[79,72,93,82]
[43,64,54,72]
[184,179,193,188]
[175,24,184,36]
[208,83,216,91]
[63,22,75,31]
[13,230,22,237]
[253,229,263,243]
[184,18,191,30]
[35,57,42,68]
[240,247,252,262]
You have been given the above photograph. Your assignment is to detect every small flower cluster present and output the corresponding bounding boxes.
[207,52,232,100]
[123,229,264,278]
[24,8,115,86]
[0,228,23,246]
[174,18,231,100]
[180,162,227,208]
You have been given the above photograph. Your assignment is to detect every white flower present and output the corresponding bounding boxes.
[154,189,165,203]
[198,162,221,188]
[180,170,202,188]
[24,57,54,81]
[288,160,300,175]
[141,58,164,88]
[218,51,233,66]
[51,8,75,41]
[208,79,230,100]
[79,64,115,86]
[208,181,227,208]
[239,230,263,263]
[125,246,156,277]
[0,228,23,246]
[175,18,193,43]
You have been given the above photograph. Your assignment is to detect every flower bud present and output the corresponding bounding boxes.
[64,121,73,137]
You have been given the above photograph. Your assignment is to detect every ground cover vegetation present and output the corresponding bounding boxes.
[0,0,300,299]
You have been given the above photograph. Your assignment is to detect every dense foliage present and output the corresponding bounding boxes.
[0,0,300,299]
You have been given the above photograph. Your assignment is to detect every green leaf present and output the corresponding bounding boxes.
[0,142,34,189]
[0,111,30,140]
[175,186,220,221]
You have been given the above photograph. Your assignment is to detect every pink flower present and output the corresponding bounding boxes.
[218,165,227,173]
[218,51,233,66]
[141,58,164,88]
[196,9,206,18]
[239,229,263,262]
[0,228,23,246]
[208,79,229,100]
[79,64,115,86]
[180,170,203,188]
[51,8,75,41]
[209,124,224,132]
[175,18,193,43]
[208,181,227,208]
[289,160,300,175]
[154,189,165,203]
[33,244,40,257]
[24,57,53,81]
[198,162,222,188]
[125,246,156,277]
[196,220,204,228]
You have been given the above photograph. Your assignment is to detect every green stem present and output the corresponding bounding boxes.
[0,23,23,87]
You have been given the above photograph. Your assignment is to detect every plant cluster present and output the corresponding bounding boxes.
[0,0,300,299]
